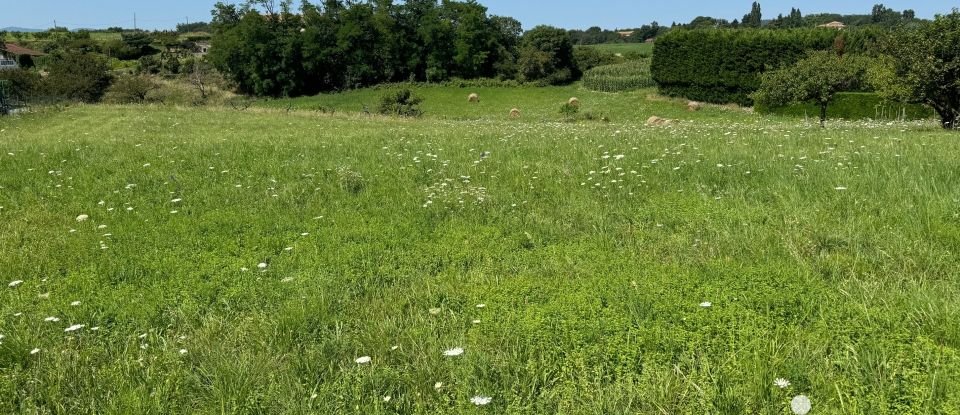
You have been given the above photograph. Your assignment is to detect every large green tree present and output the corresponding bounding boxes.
[518,25,577,85]
[876,10,960,129]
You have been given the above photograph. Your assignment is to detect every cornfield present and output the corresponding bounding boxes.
[582,60,655,93]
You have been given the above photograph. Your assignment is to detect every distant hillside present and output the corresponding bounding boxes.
[1,27,44,32]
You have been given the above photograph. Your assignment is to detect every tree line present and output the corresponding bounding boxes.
[209,0,579,97]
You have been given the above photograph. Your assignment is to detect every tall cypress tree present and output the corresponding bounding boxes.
[742,2,762,28]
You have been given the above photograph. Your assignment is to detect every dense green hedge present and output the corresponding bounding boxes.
[651,28,882,106]
[582,60,654,92]
[756,92,934,120]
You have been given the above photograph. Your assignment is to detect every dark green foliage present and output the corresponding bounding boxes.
[0,68,42,101]
[44,52,113,102]
[756,92,934,120]
[753,51,873,126]
[518,25,578,85]
[742,2,763,28]
[572,47,619,72]
[568,23,665,45]
[651,28,881,105]
[16,54,34,69]
[877,11,960,129]
[209,0,523,98]
[377,89,423,117]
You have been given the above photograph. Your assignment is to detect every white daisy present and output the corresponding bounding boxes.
[179,349,188,355]
[355,356,372,364]
[76,214,90,222]
[64,324,85,332]
[257,263,268,270]
[30,348,41,355]
[70,301,81,306]
[443,347,464,357]
[383,396,391,402]
[700,301,712,308]
[171,198,183,203]
[476,304,486,308]
[774,378,791,389]
[8,280,23,287]
[470,396,492,406]
[434,382,443,390]
[44,316,60,322]
[791,395,812,415]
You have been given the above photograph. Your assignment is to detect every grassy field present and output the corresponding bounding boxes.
[577,42,654,55]
[1,88,960,414]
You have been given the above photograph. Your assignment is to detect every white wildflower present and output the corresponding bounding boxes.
[64,324,85,332]
[383,396,391,402]
[791,395,812,415]
[443,347,464,357]
[428,307,442,315]
[700,301,712,308]
[355,356,372,364]
[171,198,182,203]
[434,382,443,390]
[470,396,492,406]
[179,349,188,355]
[30,348,41,355]
[774,378,791,389]
[257,262,268,270]
[44,316,60,322]
[70,301,81,306]
[76,214,89,222]
[8,280,23,287]
[476,304,486,308]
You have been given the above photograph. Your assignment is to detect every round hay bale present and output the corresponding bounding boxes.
[509,108,521,118]
[568,97,580,107]
[646,116,671,126]
[687,101,702,112]
[468,93,480,103]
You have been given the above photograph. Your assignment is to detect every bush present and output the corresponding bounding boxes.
[44,52,113,102]
[559,102,580,120]
[651,28,882,105]
[104,75,160,104]
[0,68,42,101]
[377,89,423,117]
[582,60,655,92]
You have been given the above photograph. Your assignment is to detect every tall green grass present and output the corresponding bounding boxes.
[0,91,958,413]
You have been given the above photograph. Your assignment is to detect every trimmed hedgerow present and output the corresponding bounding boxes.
[651,28,883,106]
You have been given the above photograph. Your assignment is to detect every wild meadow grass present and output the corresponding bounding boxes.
[1,91,959,413]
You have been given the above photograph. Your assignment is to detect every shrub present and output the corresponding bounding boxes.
[0,68,42,101]
[44,52,113,102]
[104,75,160,104]
[651,28,882,105]
[559,102,580,120]
[582,60,655,92]
[377,89,423,117]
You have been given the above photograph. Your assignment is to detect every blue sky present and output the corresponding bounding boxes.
[1,1,954,31]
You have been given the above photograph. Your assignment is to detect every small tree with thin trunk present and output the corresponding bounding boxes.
[753,51,869,127]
